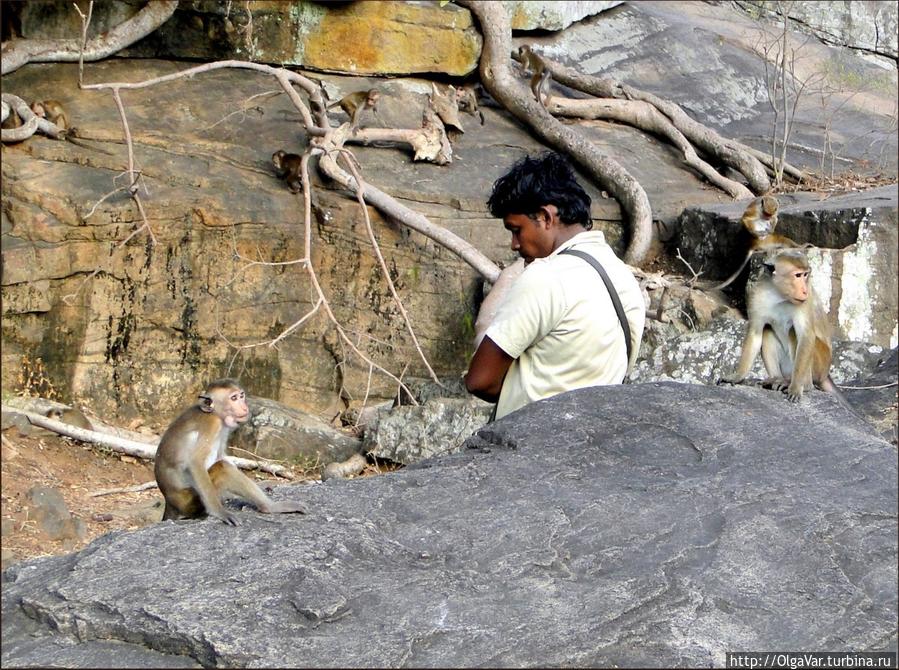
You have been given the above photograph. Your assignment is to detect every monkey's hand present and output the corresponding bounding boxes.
[270,500,306,515]
[785,382,805,403]
[213,509,239,526]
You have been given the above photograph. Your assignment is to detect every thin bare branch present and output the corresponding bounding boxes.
[90,481,157,497]
[72,0,94,87]
[340,152,442,385]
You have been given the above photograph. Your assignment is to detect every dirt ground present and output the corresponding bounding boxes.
[0,427,323,570]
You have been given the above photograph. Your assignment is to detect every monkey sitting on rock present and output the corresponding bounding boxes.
[710,195,805,291]
[154,379,305,525]
[272,149,303,193]
[719,249,853,412]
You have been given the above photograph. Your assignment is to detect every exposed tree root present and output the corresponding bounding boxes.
[534,54,806,190]
[0,1,178,76]
[547,96,754,199]
[461,0,654,266]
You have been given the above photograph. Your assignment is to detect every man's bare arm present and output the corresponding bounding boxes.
[464,336,515,403]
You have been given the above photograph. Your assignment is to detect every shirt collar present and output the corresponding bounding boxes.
[550,229,607,257]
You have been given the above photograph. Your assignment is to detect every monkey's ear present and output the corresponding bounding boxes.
[198,394,214,413]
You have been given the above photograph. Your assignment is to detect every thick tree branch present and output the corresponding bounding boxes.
[539,56,777,194]
[460,0,653,266]
[1,93,64,142]
[547,96,754,199]
[347,105,453,164]
[1,1,178,76]
[318,139,501,283]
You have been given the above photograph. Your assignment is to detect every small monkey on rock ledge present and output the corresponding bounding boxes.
[272,149,303,193]
[719,249,853,411]
[711,195,803,291]
[29,99,112,154]
[327,88,380,130]
[154,379,305,525]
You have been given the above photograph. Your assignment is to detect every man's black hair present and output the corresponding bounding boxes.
[487,151,592,228]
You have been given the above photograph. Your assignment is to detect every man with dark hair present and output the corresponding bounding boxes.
[464,152,645,420]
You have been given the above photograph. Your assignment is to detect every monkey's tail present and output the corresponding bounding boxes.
[820,375,866,421]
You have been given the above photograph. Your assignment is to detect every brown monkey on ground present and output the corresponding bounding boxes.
[30,99,112,153]
[46,407,93,431]
[456,83,485,125]
[31,99,69,131]
[517,45,552,110]
[328,89,380,130]
[154,379,305,525]
[712,195,801,291]
[271,149,303,193]
[1,105,23,129]
[719,249,852,410]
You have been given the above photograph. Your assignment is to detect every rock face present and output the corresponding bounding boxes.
[504,0,621,31]
[363,397,493,465]
[135,1,484,76]
[232,397,362,465]
[2,383,896,667]
[735,0,898,61]
[16,1,620,76]
[24,486,87,545]
[631,317,888,388]
[2,1,897,423]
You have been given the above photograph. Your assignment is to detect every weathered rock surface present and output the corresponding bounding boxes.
[735,0,898,62]
[16,1,620,76]
[231,397,361,465]
[133,0,484,76]
[363,397,493,465]
[672,186,899,348]
[632,317,889,387]
[504,0,622,32]
[2,1,896,424]
[24,486,87,545]
[2,383,895,667]
[840,346,899,444]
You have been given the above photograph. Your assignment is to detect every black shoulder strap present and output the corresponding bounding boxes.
[559,248,633,369]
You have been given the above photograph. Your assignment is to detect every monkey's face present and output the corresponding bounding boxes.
[773,262,809,305]
[205,387,249,428]
[223,389,249,428]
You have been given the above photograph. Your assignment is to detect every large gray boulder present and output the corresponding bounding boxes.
[232,397,362,465]
[3,383,895,668]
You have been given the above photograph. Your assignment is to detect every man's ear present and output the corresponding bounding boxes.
[539,205,558,227]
